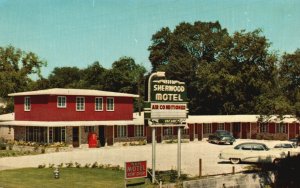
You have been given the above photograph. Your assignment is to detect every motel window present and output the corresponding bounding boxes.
[48,127,66,143]
[217,123,225,130]
[135,125,144,137]
[107,97,114,111]
[259,123,268,133]
[24,97,31,111]
[117,125,127,138]
[182,128,189,135]
[164,127,173,135]
[203,123,212,134]
[276,123,286,133]
[25,127,47,143]
[95,97,103,111]
[57,96,66,108]
[76,97,85,111]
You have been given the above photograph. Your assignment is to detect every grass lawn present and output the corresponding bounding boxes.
[0,168,154,188]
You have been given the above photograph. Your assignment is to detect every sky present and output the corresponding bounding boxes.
[0,0,299,77]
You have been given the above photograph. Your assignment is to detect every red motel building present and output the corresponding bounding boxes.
[0,88,300,147]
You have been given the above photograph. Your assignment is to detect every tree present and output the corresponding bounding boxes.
[0,45,46,113]
[48,67,81,88]
[278,49,300,117]
[148,21,229,114]
[104,57,146,94]
[80,61,107,90]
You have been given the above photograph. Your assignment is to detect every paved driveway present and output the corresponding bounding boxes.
[0,139,286,176]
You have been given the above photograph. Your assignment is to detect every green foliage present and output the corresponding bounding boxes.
[148,21,297,116]
[0,45,46,113]
[65,162,74,168]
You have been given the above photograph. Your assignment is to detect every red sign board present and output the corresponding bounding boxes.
[125,161,147,179]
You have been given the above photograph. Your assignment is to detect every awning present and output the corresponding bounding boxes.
[186,115,299,124]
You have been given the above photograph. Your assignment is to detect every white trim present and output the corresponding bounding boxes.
[106,97,114,111]
[47,127,49,143]
[95,97,103,111]
[76,97,85,111]
[9,88,139,98]
[57,96,67,108]
[0,120,135,127]
[193,124,195,141]
[287,123,289,140]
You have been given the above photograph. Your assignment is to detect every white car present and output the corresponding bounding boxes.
[219,142,286,164]
[272,142,300,157]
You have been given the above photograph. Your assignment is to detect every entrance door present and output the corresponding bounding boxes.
[232,123,241,138]
[241,123,248,139]
[72,127,79,147]
[99,126,105,147]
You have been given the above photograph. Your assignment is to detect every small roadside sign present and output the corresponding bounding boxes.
[125,160,147,179]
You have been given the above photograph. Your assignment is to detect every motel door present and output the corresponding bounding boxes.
[72,127,79,147]
[99,126,105,147]
[232,123,241,138]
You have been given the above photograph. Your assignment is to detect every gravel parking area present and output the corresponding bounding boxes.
[0,139,291,176]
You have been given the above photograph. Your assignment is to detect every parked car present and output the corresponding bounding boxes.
[219,142,286,164]
[288,137,300,146]
[272,142,300,157]
[207,130,235,145]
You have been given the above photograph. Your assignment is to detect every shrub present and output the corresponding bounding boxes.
[98,164,104,169]
[57,163,64,168]
[84,163,91,168]
[65,162,74,168]
[48,163,55,168]
[75,162,81,168]
[38,164,46,168]
[91,162,98,168]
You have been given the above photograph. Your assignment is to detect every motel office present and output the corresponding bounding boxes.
[0,88,299,147]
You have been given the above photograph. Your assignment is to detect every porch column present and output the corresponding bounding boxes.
[47,127,49,144]
[287,123,289,140]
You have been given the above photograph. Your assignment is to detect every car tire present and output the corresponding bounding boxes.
[273,158,280,164]
[230,142,233,145]
[230,158,240,164]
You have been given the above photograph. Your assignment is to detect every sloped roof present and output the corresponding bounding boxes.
[0,120,135,127]
[8,88,139,98]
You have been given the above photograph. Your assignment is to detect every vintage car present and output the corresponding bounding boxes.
[219,142,286,164]
[207,130,235,145]
[272,142,300,157]
[288,137,300,146]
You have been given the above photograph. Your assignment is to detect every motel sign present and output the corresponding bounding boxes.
[125,161,147,179]
[145,78,188,120]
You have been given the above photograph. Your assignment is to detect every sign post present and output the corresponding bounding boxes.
[178,127,181,177]
[145,71,188,183]
[152,127,156,183]
[147,71,165,184]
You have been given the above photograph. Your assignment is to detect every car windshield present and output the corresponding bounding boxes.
[216,131,230,135]
[234,143,270,151]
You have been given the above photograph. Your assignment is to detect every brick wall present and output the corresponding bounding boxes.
[14,126,26,141]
